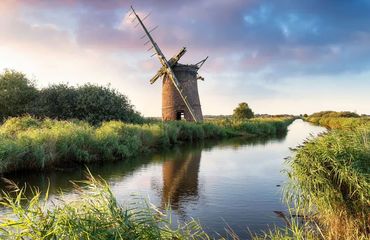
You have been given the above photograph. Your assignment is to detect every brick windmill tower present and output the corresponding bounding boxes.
[130,7,208,122]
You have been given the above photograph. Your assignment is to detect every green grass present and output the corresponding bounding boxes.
[0,171,212,239]
[251,115,370,240]
[258,116,370,240]
[286,128,369,239]
[0,115,294,173]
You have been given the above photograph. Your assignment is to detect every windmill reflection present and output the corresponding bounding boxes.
[160,148,202,211]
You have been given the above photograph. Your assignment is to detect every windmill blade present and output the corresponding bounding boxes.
[140,26,158,39]
[134,11,151,28]
[149,68,166,84]
[168,47,186,65]
[150,48,186,84]
[195,56,208,69]
[130,6,168,67]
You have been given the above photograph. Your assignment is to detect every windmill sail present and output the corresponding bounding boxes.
[130,6,199,122]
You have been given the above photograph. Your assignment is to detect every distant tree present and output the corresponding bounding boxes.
[0,70,38,120]
[233,102,254,120]
[303,114,308,117]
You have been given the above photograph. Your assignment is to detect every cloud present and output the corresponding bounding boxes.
[1,0,370,115]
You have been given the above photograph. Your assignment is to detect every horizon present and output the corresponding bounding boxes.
[1,0,370,116]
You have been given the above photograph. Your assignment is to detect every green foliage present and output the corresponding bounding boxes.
[0,70,143,124]
[0,70,38,120]
[33,83,143,124]
[255,116,370,240]
[32,83,78,119]
[232,102,254,120]
[74,84,142,124]
[307,116,369,130]
[0,172,211,239]
[0,116,293,173]
[208,117,293,137]
[283,117,370,239]
[309,111,360,118]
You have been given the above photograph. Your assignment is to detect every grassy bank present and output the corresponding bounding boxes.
[0,116,294,173]
[306,116,369,130]
[257,115,369,239]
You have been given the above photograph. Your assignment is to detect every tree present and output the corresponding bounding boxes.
[73,84,142,124]
[0,70,143,124]
[232,102,254,120]
[0,70,38,120]
[32,84,78,119]
[34,83,143,124]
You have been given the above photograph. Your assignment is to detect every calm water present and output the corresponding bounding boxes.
[0,119,325,238]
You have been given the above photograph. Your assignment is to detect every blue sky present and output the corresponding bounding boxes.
[0,0,369,116]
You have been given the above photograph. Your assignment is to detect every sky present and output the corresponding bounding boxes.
[1,0,370,116]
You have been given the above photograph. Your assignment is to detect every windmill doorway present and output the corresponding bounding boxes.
[176,110,185,120]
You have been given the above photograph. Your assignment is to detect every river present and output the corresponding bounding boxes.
[0,119,326,238]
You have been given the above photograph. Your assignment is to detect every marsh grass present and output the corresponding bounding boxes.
[278,119,370,240]
[0,170,211,239]
[252,116,370,240]
[0,116,293,173]
[306,116,370,130]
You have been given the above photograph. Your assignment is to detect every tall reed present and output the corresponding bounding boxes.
[0,171,211,239]
[253,116,370,240]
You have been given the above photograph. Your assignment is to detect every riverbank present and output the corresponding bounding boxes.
[0,116,294,174]
[258,116,370,240]
[306,115,369,129]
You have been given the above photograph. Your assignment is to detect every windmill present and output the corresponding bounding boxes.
[130,6,207,122]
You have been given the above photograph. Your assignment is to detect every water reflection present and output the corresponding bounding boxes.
[161,148,201,210]
[0,132,287,198]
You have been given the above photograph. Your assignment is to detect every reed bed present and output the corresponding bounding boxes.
[0,116,293,173]
[257,116,370,240]
[306,116,369,130]
[0,171,211,239]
